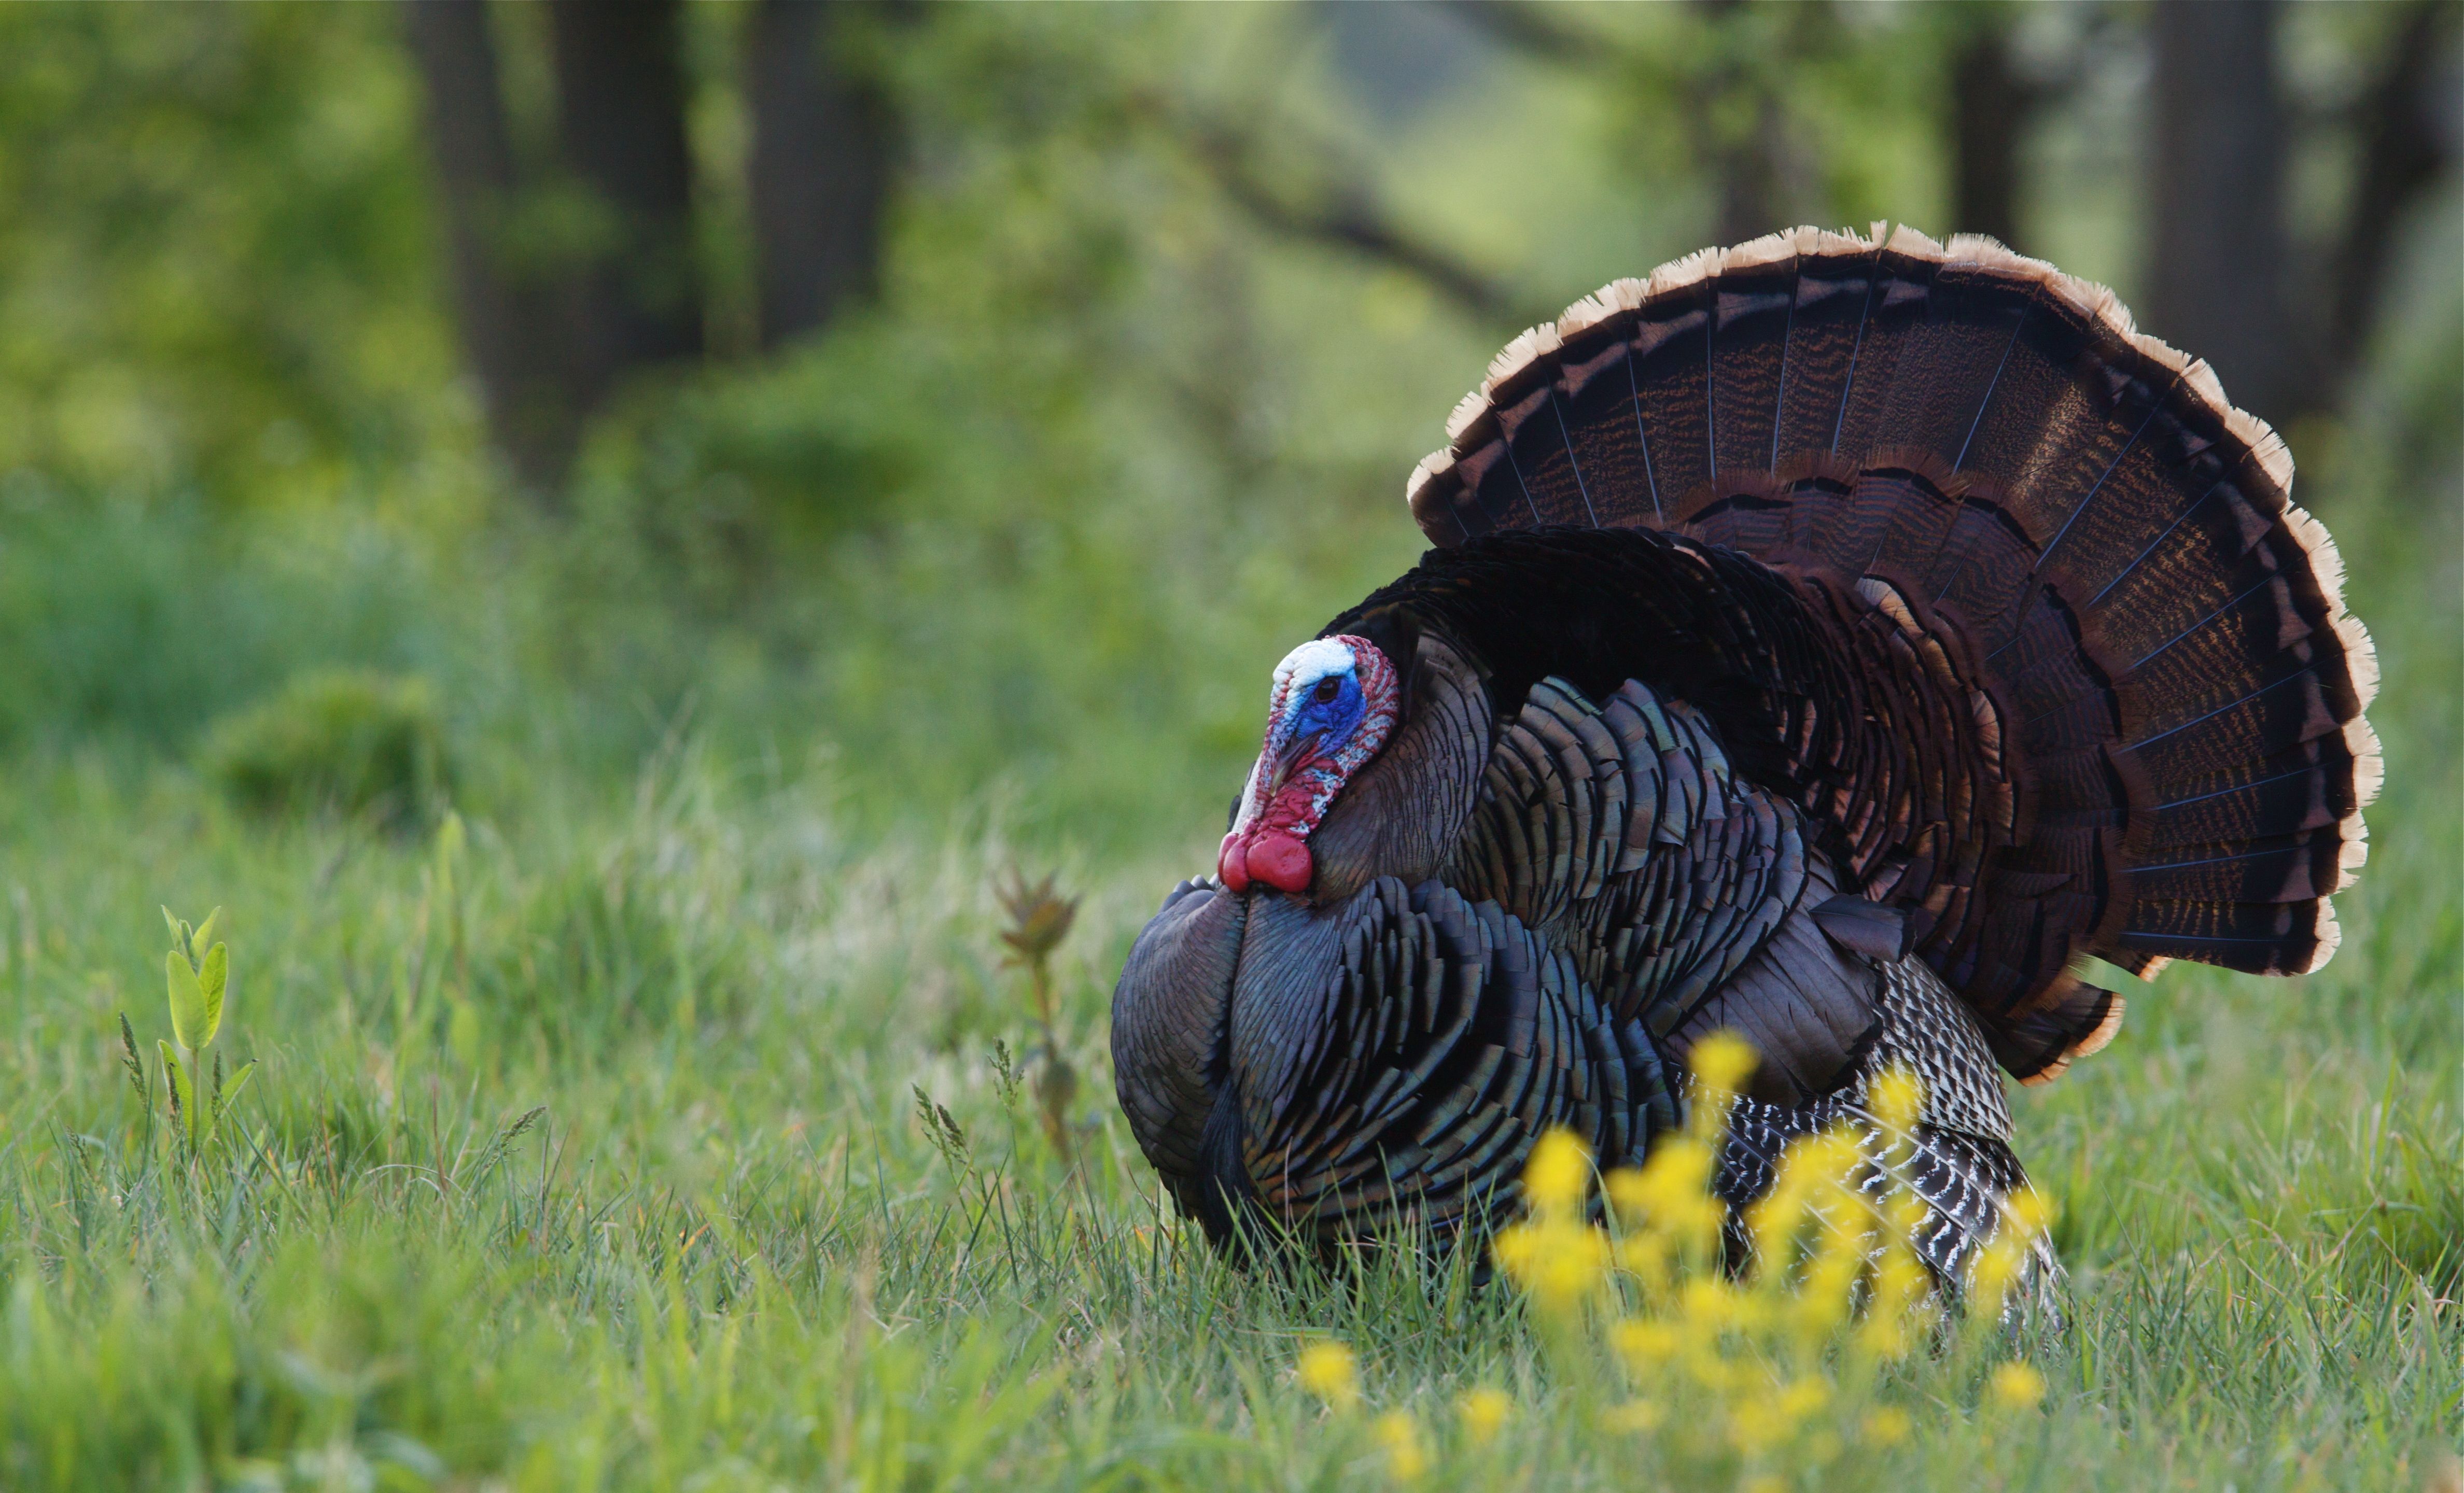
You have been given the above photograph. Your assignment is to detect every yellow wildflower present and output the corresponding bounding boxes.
[1989,1360,2047,1411]
[1492,1215,1612,1311]
[1522,1128,1591,1219]
[1790,1289,1851,1345]
[1608,1137,1713,1213]
[1777,1377,1831,1422]
[1971,1235,2026,1308]
[1727,1398,1790,1449]
[1745,1181,1809,1264]
[1793,1248,1860,1339]
[1861,1405,1913,1447]
[1605,1137,1726,1254]
[1612,1317,1682,1371]
[1726,1287,1775,1334]
[1777,1128,1858,1185]
[1887,1194,1930,1242]
[1454,1387,1511,1446]
[1689,1029,1758,1095]
[1600,1399,1663,1434]
[1296,1341,1360,1411]
[1678,1275,1740,1330]
[1667,1194,1728,1253]
[1373,1410,1427,1480]
[1615,1230,1673,1291]
[1854,1309,1913,1365]
[1868,1065,1923,1133]
[2004,1185,2054,1240]
[1881,1245,1929,1292]
[1811,1196,1872,1259]
[1684,1345,1742,1392]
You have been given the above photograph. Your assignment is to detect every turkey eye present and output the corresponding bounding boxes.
[1312,677,1342,704]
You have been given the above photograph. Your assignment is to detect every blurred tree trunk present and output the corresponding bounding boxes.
[2312,0,2459,414]
[1949,8,2034,250]
[2144,0,2294,422]
[1697,0,1783,246]
[549,0,703,397]
[406,0,705,500]
[402,0,583,493]
[2145,0,2456,426]
[746,0,898,350]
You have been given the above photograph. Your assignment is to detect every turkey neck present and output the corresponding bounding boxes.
[1108,633,1489,1220]
[1304,632,1490,905]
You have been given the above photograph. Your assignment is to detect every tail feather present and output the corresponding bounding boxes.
[1405,225,2378,1080]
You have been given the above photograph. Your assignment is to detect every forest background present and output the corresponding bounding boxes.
[0,3,2456,1488]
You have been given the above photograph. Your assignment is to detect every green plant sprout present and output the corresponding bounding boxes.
[127,906,256,1151]
[996,871,1080,1167]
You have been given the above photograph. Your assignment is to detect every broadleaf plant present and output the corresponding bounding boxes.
[139,906,256,1151]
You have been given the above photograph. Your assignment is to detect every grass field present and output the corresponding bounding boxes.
[0,469,2454,1490]
[0,4,2455,1487]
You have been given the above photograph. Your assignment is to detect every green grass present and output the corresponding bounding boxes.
[0,479,2455,1491]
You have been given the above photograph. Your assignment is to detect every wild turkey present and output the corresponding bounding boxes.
[1110,226,2379,1294]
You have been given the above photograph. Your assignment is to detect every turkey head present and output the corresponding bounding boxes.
[1213,635,1402,896]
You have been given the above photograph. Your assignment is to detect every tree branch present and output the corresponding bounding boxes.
[1439,0,1609,65]
[1166,104,1535,326]
[2313,0,2459,409]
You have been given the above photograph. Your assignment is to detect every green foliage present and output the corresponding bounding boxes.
[0,4,456,505]
[0,494,456,756]
[162,905,227,1051]
[127,906,256,1153]
[200,668,451,828]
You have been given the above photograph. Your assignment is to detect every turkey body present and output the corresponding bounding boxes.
[1110,227,2379,1292]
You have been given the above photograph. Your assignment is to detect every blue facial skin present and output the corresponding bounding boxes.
[1280,670,1365,763]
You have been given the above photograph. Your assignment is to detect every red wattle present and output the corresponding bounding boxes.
[1216,833,1251,892]
[1245,831,1313,894]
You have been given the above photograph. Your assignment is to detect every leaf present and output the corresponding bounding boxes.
[448,997,481,1073]
[217,1060,256,1118]
[166,949,207,1051]
[162,906,186,960]
[195,941,228,1048]
[190,907,221,954]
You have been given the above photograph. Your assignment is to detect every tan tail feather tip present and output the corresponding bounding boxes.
[1483,322,1561,398]
[2347,714,2387,811]
[2017,979,2129,1087]
[1443,385,1490,445]
[2068,992,2128,1061]
[1412,223,2308,518]
[2300,905,2343,974]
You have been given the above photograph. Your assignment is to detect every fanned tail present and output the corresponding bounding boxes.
[1405,226,2379,1082]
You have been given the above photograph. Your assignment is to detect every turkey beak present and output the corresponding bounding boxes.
[1263,731,1324,796]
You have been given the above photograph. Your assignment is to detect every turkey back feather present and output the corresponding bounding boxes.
[1396,224,2378,1083]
